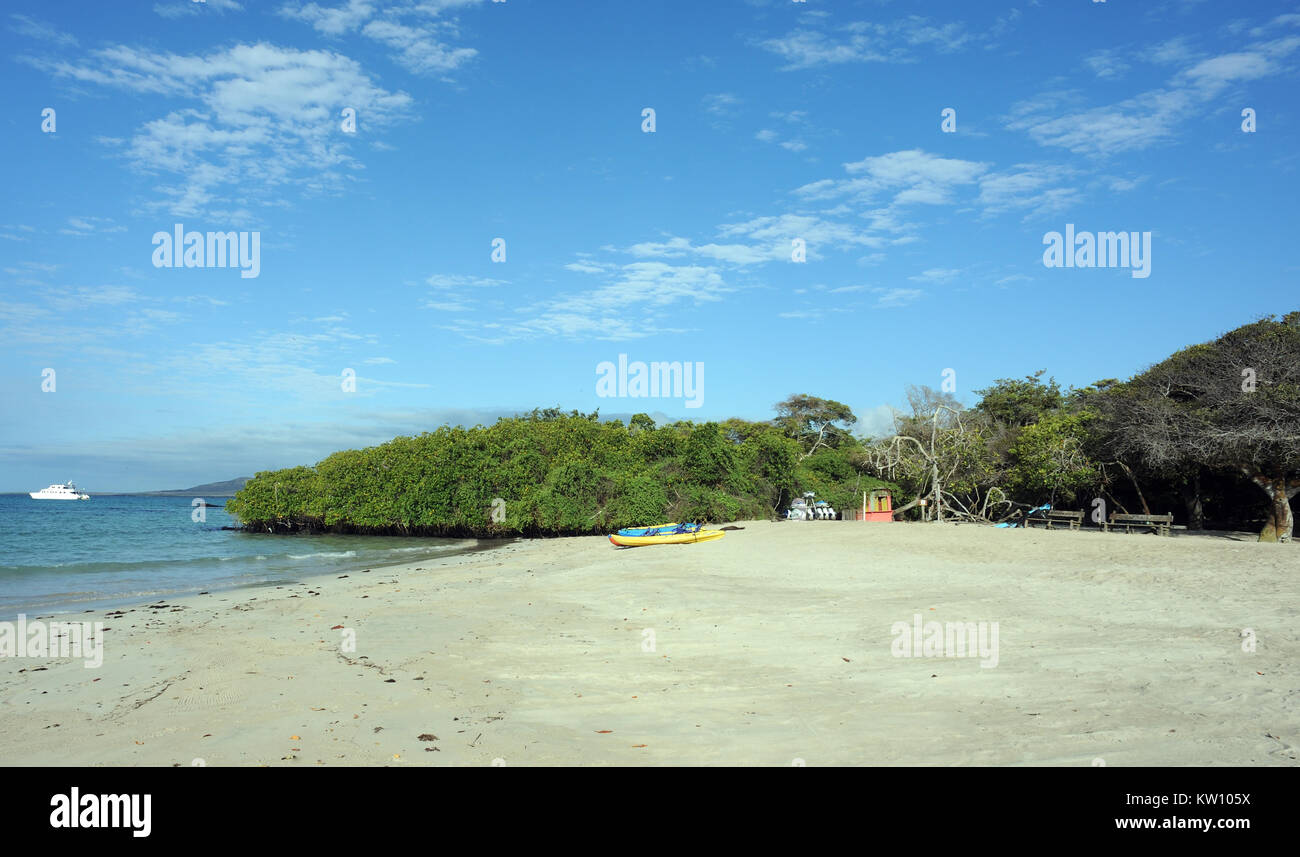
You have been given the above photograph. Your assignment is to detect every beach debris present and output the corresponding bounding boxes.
[842,657,851,662]
[330,624,344,630]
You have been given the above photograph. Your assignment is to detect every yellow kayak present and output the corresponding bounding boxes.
[608,529,725,547]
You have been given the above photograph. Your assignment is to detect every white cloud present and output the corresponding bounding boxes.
[59,216,128,236]
[760,16,978,71]
[977,164,1081,217]
[277,0,376,35]
[8,13,78,46]
[770,110,808,124]
[426,274,507,288]
[1084,49,1129,79]
[362,18,478,74]
[437,262,730,343]
[154,0,243,18]
[874,288,922,308]
[1007,32,1300,156]
[703,93,740,115]
[908,269,959,284]
[278,0,481,75]
[34,43,415,217]
[796,149,988,209]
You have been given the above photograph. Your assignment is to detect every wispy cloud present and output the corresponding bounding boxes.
[32,43,415,217]
[8,13,78,47]
[760,16,980,71]
[1084,49,1129,79]
[439,262,729,344]
[874,288,922,308]
[278,0,482,75]
[1007,23,1300,156]
[59,216,128,237]
[154,0,244,19]
[908,268,959,284]
[703,93,741,115]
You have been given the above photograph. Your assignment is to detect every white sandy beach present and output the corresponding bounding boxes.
[1,520,1296,766]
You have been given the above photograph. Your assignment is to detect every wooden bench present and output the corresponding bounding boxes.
[1024,509,1083,531]
[1105,512,1173,536]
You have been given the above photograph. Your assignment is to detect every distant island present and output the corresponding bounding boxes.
[145,477,251,497]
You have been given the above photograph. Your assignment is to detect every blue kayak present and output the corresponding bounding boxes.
[617,522,703,537]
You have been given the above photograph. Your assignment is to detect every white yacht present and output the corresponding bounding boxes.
[30,481,90,500]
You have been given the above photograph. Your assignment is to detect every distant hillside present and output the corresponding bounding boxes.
[152,477,251,497]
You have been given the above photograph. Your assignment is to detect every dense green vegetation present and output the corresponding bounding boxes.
[227,402,894,537]
[229,312,1300,542]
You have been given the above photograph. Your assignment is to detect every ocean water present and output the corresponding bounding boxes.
[0,493,498,617]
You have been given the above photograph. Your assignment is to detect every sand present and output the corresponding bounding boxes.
[1,521,1296,766]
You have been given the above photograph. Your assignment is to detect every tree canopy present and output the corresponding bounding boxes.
[227,399,894,536]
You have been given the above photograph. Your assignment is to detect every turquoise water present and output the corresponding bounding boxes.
[0,493,495,617]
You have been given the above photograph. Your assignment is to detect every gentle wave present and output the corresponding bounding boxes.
[0,493,504,616]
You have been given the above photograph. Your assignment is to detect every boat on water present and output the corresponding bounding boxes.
[29,481,90,500]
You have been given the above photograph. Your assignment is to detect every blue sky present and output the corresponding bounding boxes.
[2,0,1298,492]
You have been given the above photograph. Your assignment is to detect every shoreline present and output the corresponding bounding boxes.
[1,521,1295,766]
[3,534,514,622]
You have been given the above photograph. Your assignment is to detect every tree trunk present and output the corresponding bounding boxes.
[1180,472,1204,531]
[1116,461,1152,516]
[894,495,921,519]
[1246,472,1298,543]
[1101,486,1129,516]
[932,462,941,522]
